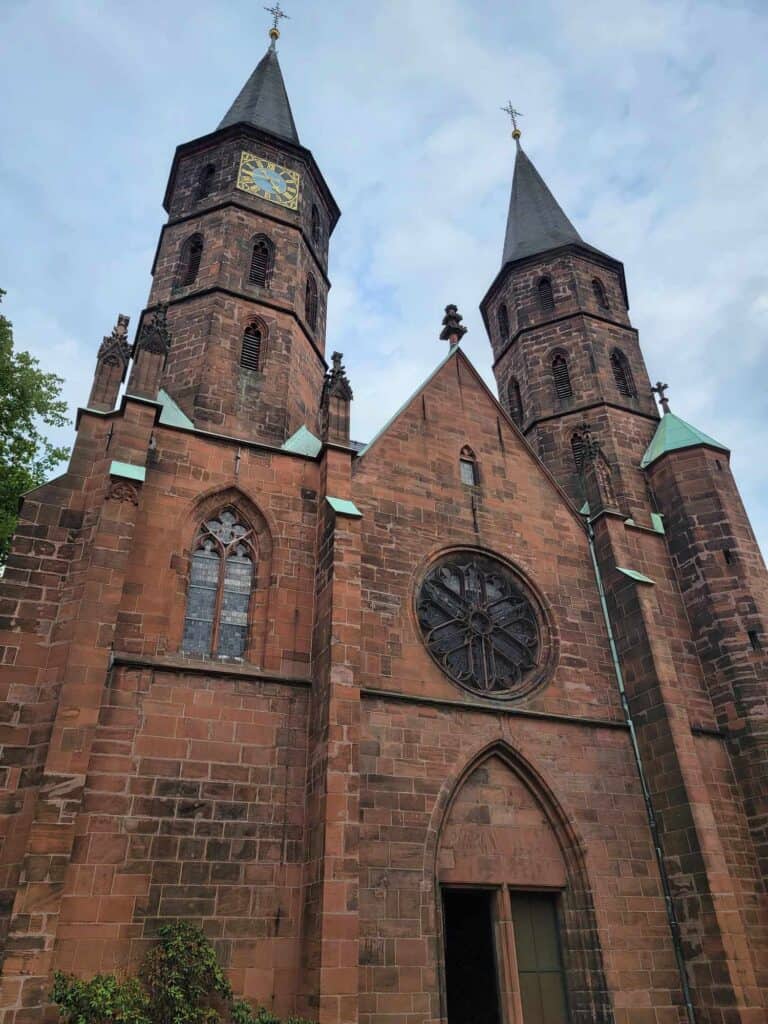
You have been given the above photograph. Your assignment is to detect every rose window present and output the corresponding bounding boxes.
[416,554,540,697]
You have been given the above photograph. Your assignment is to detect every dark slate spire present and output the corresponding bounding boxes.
[502,141,584,264]
[218,44,300,144]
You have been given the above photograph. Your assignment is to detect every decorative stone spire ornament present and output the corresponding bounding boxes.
[127,305,172,400]
[440,304,468,347]
[578,420,619,513]
[652,381,671,415]
[88,313,131,412]
[320,351,353,444]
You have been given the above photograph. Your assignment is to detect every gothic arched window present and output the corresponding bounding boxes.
[459,445,479,486]
[178,234,203,287]
[538,277,555,313]
[610,349,636,397]
[240,323,262,372]
[196,163,216,201]
[592,277,609,310]
[497,303,510,343]
[508,378,523,427]
[311,204,322,247]
[305,274,318,331]
[182,509,255,659]
[552,352,573,400]
[249,235,274,287]
[571,432,586,473]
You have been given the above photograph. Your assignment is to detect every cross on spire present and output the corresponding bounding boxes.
[652,381,671,415]
[265,1,289,47]
[501,101,523,140]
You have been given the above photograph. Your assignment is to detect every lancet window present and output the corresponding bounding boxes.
[182,509,255,659]
[497,303,510,343]
[240,324,262,371]
[178,234,204,287]
[592,277,609,310]
[249,235,274,287]
[508,378,523,427]
[552,352,573,400]
[306,274,318,331]
[196,163,216,201]
[610,349,636,397]
[538,277,555,313]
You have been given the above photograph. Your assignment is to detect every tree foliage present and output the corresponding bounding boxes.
[51,922,314,1024]
[0,289,69,562]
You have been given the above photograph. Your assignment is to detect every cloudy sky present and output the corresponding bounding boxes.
[1,0,767,548]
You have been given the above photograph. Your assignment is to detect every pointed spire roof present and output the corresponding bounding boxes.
[502,141,585,265]
[218,44,300,144]
[641,412,729,469]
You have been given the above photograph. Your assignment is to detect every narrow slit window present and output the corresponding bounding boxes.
[249,235,274,287]
[182,509,256,659]
[610,349,636,397]
[240,324,262,371]
[592,277,609,309]
[748,629,761,652]
[459,446,478,486]
[538,277,555,313]
[508,377,523,427]
[305,274,318,331]
[311,204,321,246]
[723,548,733,565]
[196,163,216,200]
[179,234,203,287]
[497,303,510,343]
[552,353,573,400]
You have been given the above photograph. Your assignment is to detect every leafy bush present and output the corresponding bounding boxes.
[51,923,314,1024]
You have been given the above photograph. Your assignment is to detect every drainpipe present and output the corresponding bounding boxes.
[587,520,697,1024]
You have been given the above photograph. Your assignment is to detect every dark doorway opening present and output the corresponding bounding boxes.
[442,888,501,1024]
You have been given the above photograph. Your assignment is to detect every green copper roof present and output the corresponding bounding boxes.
[158,389,195,430]
[617,567,655,585]
[282,425,322,457]
[109,460,146,482]
[641,412,729,469]
[326,496,362,518]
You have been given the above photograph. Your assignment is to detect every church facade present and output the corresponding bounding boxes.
[0,25,766,1024]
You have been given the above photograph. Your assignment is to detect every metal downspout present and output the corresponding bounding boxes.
[587,520,697,1024]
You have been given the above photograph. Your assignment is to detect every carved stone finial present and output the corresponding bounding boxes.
[136,305,172,357]
[652,381,671,415]
[323,351,353,401]
[97,313,132,365]
[439,304,468,346]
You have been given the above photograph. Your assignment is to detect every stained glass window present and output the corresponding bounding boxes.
[181,509,255,659]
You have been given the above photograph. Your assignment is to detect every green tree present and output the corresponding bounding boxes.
[0,289,69,562]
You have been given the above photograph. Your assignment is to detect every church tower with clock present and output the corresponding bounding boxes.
[134,17,339,445]
[0,13,767,1024]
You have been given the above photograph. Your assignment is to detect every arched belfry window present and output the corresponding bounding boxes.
[571,432,586,473]
[311,204,322,247]
[508,378,523,427]
[610,349,636,397]
[182,509,255,659]
[592,277,609,310]
[497,303,510,343]
[196,163,216,201]
[178,234,203,287]
[240,323,262,372]
[249,235,274,287]
[459,445,479,486]
[552,352,573,400]
[538,277,555,313]
[305,274,318,331]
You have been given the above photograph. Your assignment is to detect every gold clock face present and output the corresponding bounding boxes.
[236,152,300,210]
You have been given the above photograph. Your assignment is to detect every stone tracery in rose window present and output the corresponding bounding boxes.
[416,553,541,698]
[181,508,256,659]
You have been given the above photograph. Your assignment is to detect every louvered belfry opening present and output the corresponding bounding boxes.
[180,234,204,286]
[498,302,510,343]
[571,432,585,472]
[592,277,609,310]
[249,236,273,287]
[538,277,555,313]
[611,349,635,397]
[552,353,573,400]
[240,324,262,372]
[306,274,318,331]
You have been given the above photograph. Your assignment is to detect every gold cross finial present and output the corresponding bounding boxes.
[501,101,523,140]
[265,2,289,46]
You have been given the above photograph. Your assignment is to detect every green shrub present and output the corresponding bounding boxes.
[50,923,314,1024]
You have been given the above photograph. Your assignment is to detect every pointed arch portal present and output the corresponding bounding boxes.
[434,746,611,1024]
